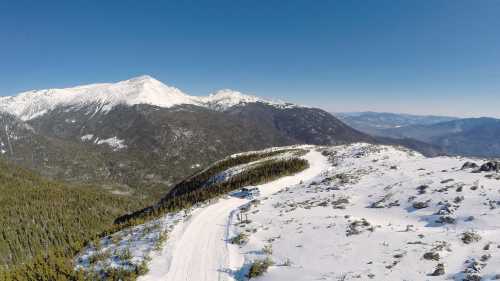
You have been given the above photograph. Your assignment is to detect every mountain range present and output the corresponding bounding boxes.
[0,75,385,196]
[335,111,459,134]
[5,75,497,199]
[337,112,500,158]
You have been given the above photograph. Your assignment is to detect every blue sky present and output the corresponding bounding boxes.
[1,0,499,117]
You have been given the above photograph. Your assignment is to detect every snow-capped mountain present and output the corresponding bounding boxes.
[0,75,280,120]
[0,75,441,191]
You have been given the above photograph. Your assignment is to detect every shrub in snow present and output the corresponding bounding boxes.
[248,257,273,278]
[480,254,491,262]
[423,252,440,261]
[430,263,445,276]
[464,274,482,281]
[262,244,273,255]
[119,248,132,261]
[230,233,249,245]
[331,197,349,209]
[416,185,429,194]
[88,250,111,265]
[346,218,373,236]
[461,231,482,244]
[136,260,149,275]
[154,231,168,251]
[436,215,456,225]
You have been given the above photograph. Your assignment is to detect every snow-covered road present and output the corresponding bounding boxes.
[138,149,329,281]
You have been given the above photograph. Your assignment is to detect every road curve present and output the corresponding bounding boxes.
[139,149,329,281]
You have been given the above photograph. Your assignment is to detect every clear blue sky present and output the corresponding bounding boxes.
[1,0,499,117]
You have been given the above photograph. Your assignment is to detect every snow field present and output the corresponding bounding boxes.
[77,143,500,281]
[232,144,500,280]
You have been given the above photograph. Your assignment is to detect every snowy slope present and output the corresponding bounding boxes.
[76,143,500,280]
[138,149,328,281]
[74,145,315,278]
[0,75,286,120]
[230,144,500,281]
[200,89,266,111]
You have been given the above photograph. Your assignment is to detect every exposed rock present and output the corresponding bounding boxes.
[416,185,429,195]
[412,201,429,209]
[423,252,440,261]
[436,215,456,224]
[464,274,482,281]
[461,161,478,170]
[479,161,500,172]
[430,263,445,276]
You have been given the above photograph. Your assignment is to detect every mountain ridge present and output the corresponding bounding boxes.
[336,111,500,157]
[0,75,289,121]
[335,111,459,133]
[0,78,443,195]
[381,117,500,157]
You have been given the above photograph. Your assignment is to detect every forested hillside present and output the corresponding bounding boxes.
[114,148,309,229]
[0,160,150,281]
[0,148,309,281]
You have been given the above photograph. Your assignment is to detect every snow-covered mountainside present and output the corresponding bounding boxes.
[0,76,383,189]
[0,75,285,120]
[75,143,500,281]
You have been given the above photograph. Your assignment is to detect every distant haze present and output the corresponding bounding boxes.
[296,95,500,119]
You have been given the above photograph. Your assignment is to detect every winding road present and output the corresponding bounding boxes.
[138,149,328,281]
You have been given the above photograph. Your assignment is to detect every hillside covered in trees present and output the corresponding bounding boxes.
[0,160,150,281]
[114,148,309,228]
[0,147,310,281]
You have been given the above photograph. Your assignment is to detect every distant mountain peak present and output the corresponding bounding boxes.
[125,74,157,83]
[0,75,197,120]
[120,75,173,89]
[208,89,258,100]
[0,76,297,120]
[200,89,271,110]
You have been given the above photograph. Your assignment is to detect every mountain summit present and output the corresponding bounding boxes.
[0,75,371,188]
[0,75,440,192]
[0,75,283,120]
